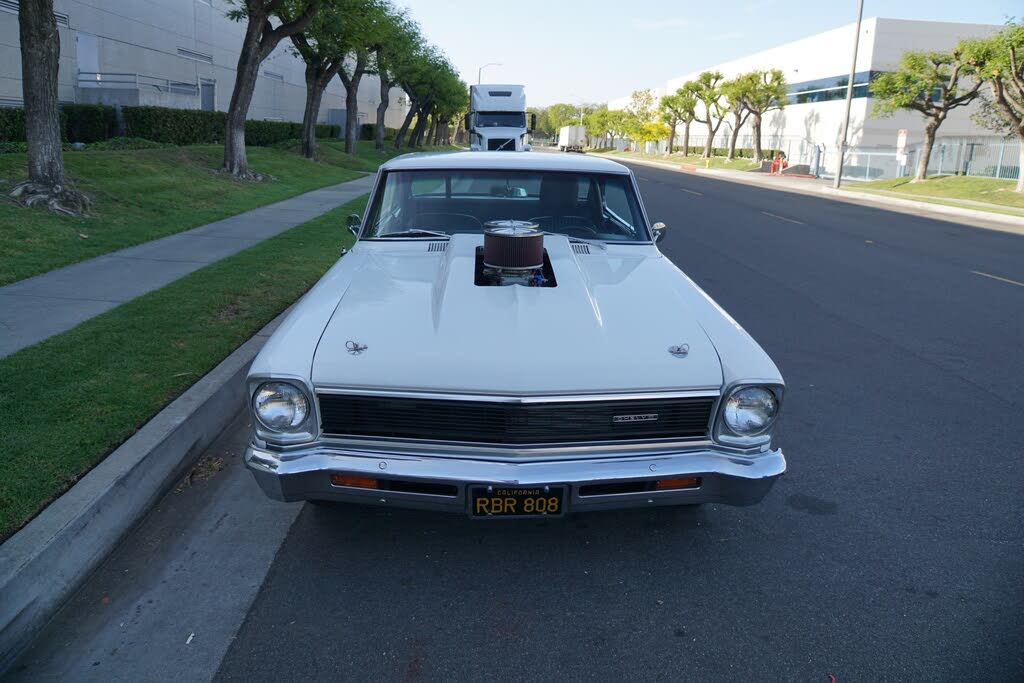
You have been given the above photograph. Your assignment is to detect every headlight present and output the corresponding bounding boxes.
[722,386,779,436]
[253,381,309,432]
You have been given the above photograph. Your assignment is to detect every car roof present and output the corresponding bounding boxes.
[379,151,632,174]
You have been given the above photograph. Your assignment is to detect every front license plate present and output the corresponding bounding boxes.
[470,485,566,518]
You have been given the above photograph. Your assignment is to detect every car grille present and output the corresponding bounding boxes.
[317,394,716,445]
[487,138,515,150]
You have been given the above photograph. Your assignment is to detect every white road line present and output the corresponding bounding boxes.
[761,211,804,225]
[681,188,703,196]
[972,270,1024,288]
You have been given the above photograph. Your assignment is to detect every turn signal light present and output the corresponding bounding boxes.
[330,474,379,489]
[655,477,701,490]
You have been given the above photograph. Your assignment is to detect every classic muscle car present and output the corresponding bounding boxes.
[245,151,786,517]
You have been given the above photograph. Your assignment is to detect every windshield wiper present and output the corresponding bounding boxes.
[378,229,450,239]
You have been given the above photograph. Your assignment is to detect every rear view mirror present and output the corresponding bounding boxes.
[347,214,361,236]
[651,222,667,243]
[529,113,537,133]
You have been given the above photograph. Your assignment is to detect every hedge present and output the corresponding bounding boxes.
[0,107,67,143]
[359,123,398,141]
[122,106,339,146]
[64,103,117,143]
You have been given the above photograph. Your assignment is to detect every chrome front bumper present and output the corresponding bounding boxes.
[245,442,786,514]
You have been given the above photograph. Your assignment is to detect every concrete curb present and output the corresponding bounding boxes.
[0,310,285,674]
[608,155,1024,236]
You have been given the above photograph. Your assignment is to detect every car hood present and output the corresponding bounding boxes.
[312,235,723,395]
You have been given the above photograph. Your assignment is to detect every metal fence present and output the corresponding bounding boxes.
[603,131,1021,183]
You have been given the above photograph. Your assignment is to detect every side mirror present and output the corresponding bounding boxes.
[529,113,537,132]
[347,213,361,236]
[651,222,667,243]
[464,113,471,131]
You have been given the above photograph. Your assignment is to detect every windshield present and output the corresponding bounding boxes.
[363,170,650,242]
[475,112,526,128]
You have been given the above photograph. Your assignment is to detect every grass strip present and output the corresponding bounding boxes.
[846,175,1024,214]
[0,141,452,285]
[0,196,364,541]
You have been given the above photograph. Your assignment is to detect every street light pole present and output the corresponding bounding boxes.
[833,0,864,190]
[477,62,501,84]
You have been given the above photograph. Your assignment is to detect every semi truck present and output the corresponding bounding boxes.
[467,84,535,151]
[558,125,587,153]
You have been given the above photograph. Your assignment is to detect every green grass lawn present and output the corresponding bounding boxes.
[0,139,449,286]
[590,149,762,171]
[848,175,1024,213]
[0,196,364,541]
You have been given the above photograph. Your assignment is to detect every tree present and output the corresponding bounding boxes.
[289,4,347,160]
[658,89,696,154]
[13,0,89,214]
[683,71,726,158]
[528,106,554,137]
[624,89,656,152]
[371,8,419,151]
[224,0,322,177]
[871,50,981,182]
[960,23,1024,192]
[720,76,753,160]
[734,69,787,163]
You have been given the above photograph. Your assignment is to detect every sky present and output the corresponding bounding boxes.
[397,0,1018,106]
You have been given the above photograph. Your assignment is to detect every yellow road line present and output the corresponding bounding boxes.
[972,270,1024,288]
[761,211,804,225]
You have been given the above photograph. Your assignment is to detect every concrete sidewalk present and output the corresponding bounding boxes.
[0,175,375,358]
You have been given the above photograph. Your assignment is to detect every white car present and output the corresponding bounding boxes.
[245,151,785,518]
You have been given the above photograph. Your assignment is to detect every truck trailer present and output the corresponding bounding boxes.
[558,125,587,153]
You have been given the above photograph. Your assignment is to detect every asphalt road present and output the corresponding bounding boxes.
[11,163,1024,682]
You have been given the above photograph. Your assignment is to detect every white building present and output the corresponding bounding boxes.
[608,18,1008,177]
[0,0,409,130]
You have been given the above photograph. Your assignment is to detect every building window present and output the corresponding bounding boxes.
[178,47,214,64]
[261,71,285,82]
[0,0,70,26]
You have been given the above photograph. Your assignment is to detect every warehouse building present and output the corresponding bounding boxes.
[0,0,408,130]
[609,18,1010,179]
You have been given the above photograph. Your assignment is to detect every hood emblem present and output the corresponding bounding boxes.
[346,340,368,355]
[669,344,690,358]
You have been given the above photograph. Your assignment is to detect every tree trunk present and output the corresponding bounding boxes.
[395,100,417,150]
[914,120,940,182]
[300,63,327,160]
[411,108,429,147]
[375,73,389,152]
[19,0,63,187]
[667,120,676,154]
[681,121,690,156]
[751,113,763,164]
[703,120,715,158]
[223,13,265,176]
[727,113,743,160]
[426,115,437,146]
[339,52,367,155]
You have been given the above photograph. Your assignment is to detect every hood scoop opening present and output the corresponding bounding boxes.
[476,221,556,287]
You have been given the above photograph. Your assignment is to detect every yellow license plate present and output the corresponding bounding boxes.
[470,486,566,518]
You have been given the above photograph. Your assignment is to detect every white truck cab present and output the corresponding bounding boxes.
[467,84,536,152]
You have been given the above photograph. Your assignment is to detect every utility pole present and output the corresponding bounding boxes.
[477,63,501,84]
[833,0,864,189]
